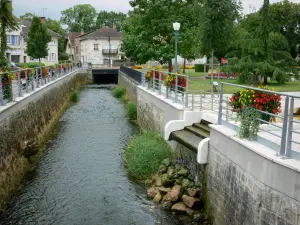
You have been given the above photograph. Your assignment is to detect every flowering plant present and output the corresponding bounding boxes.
[146,70,165,82]
[42,67,48,77]
[229,86,282,122]
[164,74,188,90]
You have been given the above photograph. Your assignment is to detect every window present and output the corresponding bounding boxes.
[94,44,99,50]
[10,35,20,46]
[7,35,11,44]
[75,46,79,53]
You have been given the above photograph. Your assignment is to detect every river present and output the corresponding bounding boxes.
[0,86,195,225]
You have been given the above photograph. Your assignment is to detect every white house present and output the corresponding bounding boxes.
[79,27,123,65]
[64,32,82,62]
[5,17,60,65]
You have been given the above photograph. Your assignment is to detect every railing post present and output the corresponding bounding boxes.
[159,72,162,95]
[200,90,203,110]
[185,77,189,108]
[192,90,194,111]
[280,96,289,156]
[226,96,229,122]
[18,71,22,97]
[36,69,39,88]
[0,74,4,106]
[31,70,34,91]
[286,97,294,157]
[152,70,155,92]
[141,70,146,87]
[175,75,178,103]
[217,83,224,125]
[211,91,214,111]
[25,70,28,93]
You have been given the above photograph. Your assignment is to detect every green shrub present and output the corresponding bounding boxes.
[125,132,173,180]
[58,53,69,61]
[126,102,137,120]
[15,62,45,68]
[113,86,126,98]
[70,90,79,102]
[195,64,206,72]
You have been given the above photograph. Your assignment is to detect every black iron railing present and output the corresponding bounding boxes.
[120,65,142,83]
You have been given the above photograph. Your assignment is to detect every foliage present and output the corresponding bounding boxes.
[195,64,205,72]
[121,0,203,68]
[60,4,97,32]
[125,132,173,180]
[70,90,79,103]
[45,19,66,54]
[113,86,126,98]
[237,106,261,139]
[200,0,241,58]
[20,12,34,20]
[27,16,52,62]
[59,53,69,61]
[0,0,18,68]
[96,11,127,31]
[226,0,297,85]
[126,102,137,120]
[15,62,45,68]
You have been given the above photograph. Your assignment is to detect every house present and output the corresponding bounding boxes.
[5,17,61,65]
[64,32,82,62]
[78,27,123,65]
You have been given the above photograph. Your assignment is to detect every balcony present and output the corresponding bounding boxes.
[102,49,118,55]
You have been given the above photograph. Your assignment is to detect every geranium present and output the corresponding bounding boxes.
[42,67,48,76]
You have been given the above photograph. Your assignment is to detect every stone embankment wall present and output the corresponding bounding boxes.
[118,71,138,103]
[208,125,300,225]
[0,71,87,210]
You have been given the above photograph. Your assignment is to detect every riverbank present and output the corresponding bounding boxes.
[0,72,87,210]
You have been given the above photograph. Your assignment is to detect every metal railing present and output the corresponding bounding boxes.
[0,63,81,107]
[140,69,190,107]
[217,82,300,159]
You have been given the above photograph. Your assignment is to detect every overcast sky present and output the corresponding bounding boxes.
[12,0,300,20]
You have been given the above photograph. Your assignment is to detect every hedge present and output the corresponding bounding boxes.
[195,64,208,73]
[15,62,45,68]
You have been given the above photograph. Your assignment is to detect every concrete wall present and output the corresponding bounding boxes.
[118,71,138,103]
[207,125,300,225]
[137,86,184,134]
[0,71,87,210]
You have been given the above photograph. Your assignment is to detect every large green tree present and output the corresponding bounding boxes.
[20,12,34,21]
[96,11,126,31]
[225,0,297,84]
[0,0,18,68]
[27,16,52,62]
[60,4,96,32]
[45,19,66,55]
[122,0,202,70]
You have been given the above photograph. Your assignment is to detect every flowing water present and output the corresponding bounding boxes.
[0,86,195,225]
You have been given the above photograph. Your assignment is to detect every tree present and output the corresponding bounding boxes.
[96,11,127,31]
[45,19,66,55]
[27,16,52,62]
[0,0,18,68]
[121,0,202,71]
[225,0,297,84]
[20,12,34,21]
[60,4,97,33]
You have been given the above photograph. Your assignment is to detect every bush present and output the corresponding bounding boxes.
[70,90,79,102]
[126,102,137,120]
[58,53,69,61]
[195,64,206,72]
[125,132,173,180]
[113,86,126,98]
[15,62,45,68]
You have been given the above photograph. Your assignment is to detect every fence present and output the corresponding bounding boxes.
[217,82,300,160]
[0,63,81,107]
[120,65,142,83]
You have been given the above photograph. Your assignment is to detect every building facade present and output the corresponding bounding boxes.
[79,28,123,65]
[64,32,82,62]
[5,18,60,65]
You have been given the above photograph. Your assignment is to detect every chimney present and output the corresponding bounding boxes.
[40,17,46,23]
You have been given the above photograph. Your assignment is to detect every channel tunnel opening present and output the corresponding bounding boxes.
[92,69,119,84]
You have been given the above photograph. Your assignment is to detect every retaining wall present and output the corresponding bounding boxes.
[118,71,138,103]
[0,70,87,210]
[208,125,300,225]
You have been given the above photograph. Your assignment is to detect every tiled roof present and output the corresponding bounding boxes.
[80,27,122,40]
[20,19,61,38]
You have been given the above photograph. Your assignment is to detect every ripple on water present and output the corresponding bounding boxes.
[0,86,199,225]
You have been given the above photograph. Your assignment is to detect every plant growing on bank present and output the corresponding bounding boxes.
[113,86,126,98]
[125,132,173,180]
[70,89,79,102]
[126,103,137,120]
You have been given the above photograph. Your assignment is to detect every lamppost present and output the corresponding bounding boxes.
[173,22,180,73]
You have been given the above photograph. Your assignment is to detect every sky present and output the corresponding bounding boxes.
[12,0,300,21]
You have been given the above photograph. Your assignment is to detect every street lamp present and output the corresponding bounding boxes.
[173,22,180,73]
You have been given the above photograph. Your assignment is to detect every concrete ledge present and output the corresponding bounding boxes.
[210,124,300,202]
[0,69,81,123]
